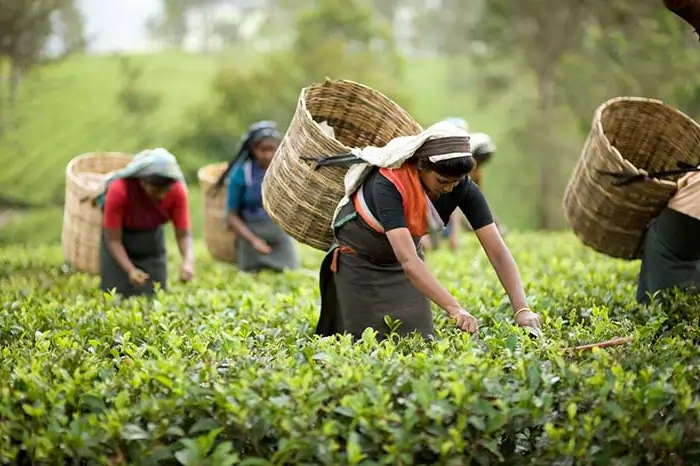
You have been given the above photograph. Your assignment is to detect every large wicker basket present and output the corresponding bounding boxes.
[262,79,422,251]
[563,97,700,260]
[198,162,237,263]
[62,152,133,274]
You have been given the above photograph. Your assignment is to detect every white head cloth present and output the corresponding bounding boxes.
[469,132,496,155]
[668,167,700,221]
[330,120,472,226]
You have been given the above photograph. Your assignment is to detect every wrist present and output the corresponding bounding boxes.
[512,299,529,312]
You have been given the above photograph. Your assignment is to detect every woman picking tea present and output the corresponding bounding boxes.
[97,148,194,297]
[313,121,541,340]
[213,121,299,273]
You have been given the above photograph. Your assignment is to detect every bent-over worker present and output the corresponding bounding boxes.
[97,148,194,297]
[314,121,541,341]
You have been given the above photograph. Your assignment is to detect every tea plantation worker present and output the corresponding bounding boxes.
[97,148,194,298]
[422,117,508,251]
[636,169,700,303]
[313,121,541,340]
[214,120,299,273]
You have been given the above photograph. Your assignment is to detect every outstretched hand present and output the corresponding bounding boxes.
[179,262,194,283]
[448,306,478,333]
[128,268,149,286]
[515,309,542,330]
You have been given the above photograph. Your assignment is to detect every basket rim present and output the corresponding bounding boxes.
[197,161,229,184]
[592,96,700,169]
[66,152,133,183]
[297,83,350,153]
[297,78,420,152]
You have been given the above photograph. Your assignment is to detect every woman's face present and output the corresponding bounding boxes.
[140,181,173,201]
[419,169,462,199]
[252,137,280,169]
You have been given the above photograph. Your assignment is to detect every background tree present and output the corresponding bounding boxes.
[0,0,84,143]
[0,0,84,104]
[175,0,407,174]
[147,0,192,48]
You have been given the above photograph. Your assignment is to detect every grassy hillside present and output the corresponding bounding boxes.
[1,231,699,463]
[0,51,483,208]
[0,52,218,207]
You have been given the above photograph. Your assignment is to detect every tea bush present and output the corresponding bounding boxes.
[1,233,699,465]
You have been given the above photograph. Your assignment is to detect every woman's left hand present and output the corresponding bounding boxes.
[515,309,541,329]
[179,262,195,283]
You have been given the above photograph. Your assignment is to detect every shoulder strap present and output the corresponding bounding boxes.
[244,159,253,187]
[353,187,384,233]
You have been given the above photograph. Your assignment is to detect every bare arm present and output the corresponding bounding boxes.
[490,212,509,235]
[175,228,194,266]
[104,228,138,275]
[386,228,461,314]
[448,210,461,248]
[228,213,262,245]
[474,223,528,311]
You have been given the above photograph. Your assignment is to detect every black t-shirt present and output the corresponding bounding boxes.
[360,168,494,232]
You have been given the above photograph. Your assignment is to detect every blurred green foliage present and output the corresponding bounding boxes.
[1,0,700,235]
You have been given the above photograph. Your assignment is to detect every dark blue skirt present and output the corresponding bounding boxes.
[636,207,700,303]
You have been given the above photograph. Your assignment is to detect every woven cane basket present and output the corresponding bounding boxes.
[563,97,700,260]
[62,152,133,275]
[262,79,422,251]
[198,162,237,263]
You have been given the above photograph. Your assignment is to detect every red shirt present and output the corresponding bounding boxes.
[103,178,190,230]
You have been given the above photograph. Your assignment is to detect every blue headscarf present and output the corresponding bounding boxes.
[443,117,469,131]
[213,120,282,191]
[94,148,184,209]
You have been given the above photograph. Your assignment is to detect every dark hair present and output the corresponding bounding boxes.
[473,145,494,165]
[419,156,476,178]
[250,135,279,152]
[212,125,282,192]
[140,174,177,188]
[412,136,476,178]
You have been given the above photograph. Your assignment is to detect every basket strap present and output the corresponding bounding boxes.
[244,159,253,187]
[334,211,357,229]
[598,162,700,186]
[302,152,362,171]
[353,188,384,234]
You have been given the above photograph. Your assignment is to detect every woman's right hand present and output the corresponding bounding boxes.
[128,268,150,286]
[447,306,478,333]
[252,238,272,255]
